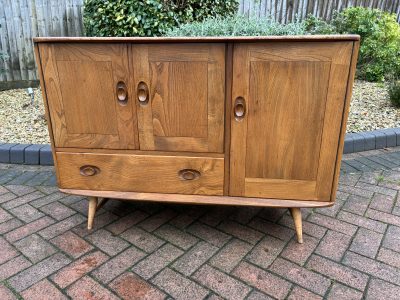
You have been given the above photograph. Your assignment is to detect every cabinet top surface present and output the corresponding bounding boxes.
[33,34,359,43]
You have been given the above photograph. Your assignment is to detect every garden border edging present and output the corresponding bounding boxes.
[1,127,400,165]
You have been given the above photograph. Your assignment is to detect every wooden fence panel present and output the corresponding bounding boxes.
[0,0,84,82]
[239,0,400,22]
[0,0,399,82]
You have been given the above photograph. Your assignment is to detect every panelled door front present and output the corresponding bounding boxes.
[39,43,138,149]
[230,42,354,201]
[132,44,225,153]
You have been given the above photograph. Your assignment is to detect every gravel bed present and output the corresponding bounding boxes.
[347,80,400,133]
[0,81,399,144]
[0,88,49,144]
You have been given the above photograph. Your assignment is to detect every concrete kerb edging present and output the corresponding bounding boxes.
[1,127,400,165]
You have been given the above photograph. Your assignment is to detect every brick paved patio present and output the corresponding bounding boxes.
[0,147,400,299]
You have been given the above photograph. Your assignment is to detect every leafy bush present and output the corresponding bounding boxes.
[334,7,400,82]
[83,0,238,37]
[167,0,238,24]
[388,80,400,107]
[83,0,174,37]
[304,14,336,34]
[305,7,400,82]
[166,15,307,36]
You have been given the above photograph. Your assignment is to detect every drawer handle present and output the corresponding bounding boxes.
[116,81,128,106]
[234,97,246,121]
[178,169,200,181]
[80,165,100,177]
[137,81,149,105]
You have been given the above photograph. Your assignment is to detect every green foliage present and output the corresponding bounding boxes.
[304,14,336,34]
[334,7,400,82]
[167,0,238,25]
[388,80,400,107]
[305,7,400,82]
[165,15,307,37]
[83,0,238,37]
[83,0,174,37]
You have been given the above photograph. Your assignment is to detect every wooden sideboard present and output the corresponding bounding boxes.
[34,35,359,243]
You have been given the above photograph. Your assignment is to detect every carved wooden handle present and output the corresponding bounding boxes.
[116,81,128,105]
[80,165,100,177]
[137,81,149,105]
[234,97,246,120]
[178,169,200,181]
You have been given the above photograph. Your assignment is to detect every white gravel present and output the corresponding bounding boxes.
[347,80,400,133]
[0,80,399,144]
[0,88,49,144]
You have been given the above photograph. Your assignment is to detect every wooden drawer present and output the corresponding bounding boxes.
[56,152,224,195]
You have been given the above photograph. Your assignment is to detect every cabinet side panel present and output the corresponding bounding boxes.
[34,43,60,185]
[315,42,354,200]
[330,41,360,202]
[38,44,69,147]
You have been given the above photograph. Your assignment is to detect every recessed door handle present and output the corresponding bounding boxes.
[137,81,149,105]
[116,81,128,106]
[234,97,246,121]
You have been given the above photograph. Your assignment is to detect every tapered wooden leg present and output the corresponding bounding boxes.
[289,208,303,244]
[87,197,98,230]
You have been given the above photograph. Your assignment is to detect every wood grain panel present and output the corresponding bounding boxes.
[133,43,225,153]
[33,44,60,186]
[39,43,138,149]
[245,178,317,200]
[245,60,330,180]
[330,41,360,202]
[229,44,250,196]
[57,152,224,195]
[150,61,208,138]
[314,42,354,200]
[230,42,354,201]
[56,60,117,134]
[55,147,224,157]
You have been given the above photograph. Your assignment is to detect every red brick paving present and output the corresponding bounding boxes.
[0,147,399,299]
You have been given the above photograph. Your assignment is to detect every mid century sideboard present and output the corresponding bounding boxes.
[34,35,360,243]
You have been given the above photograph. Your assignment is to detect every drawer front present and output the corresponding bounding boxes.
[56,152,224,195]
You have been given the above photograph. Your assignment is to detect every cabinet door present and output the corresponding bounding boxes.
[39,43,138,149]
[132,44,225,153]
[230,42,354,201]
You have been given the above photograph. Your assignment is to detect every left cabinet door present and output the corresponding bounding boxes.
[38,43,139,149]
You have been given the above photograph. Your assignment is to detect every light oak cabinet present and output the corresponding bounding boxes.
[34,36,359,243]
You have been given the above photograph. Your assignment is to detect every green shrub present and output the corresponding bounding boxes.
[167,0,238,24]
[388,80,400,107]
[305,7,400,82]
[304,14,337,34]
[165,15,307,37]
[83,0,238,37]
[334,7,400,82]
[83,0,174,37]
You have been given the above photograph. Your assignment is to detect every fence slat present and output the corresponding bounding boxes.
[0,0,84,83]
